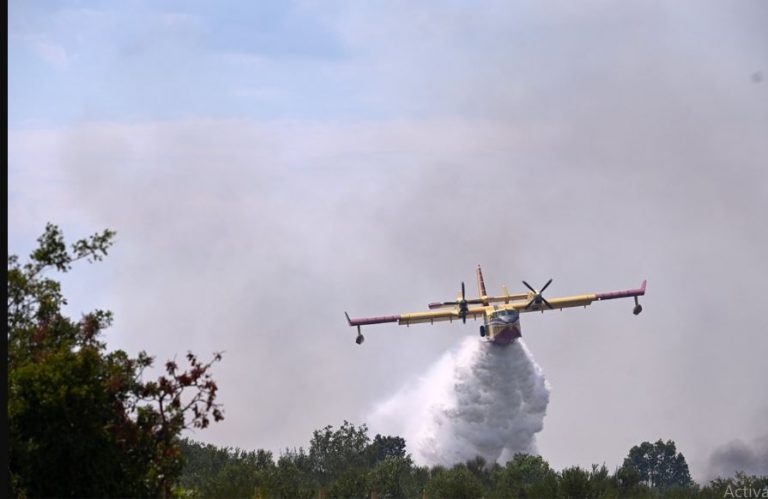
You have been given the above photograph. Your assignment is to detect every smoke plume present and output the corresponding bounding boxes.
[706,436,768,480]
[369,337,550,466]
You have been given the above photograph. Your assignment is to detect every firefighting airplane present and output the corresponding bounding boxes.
[345,265,646,346]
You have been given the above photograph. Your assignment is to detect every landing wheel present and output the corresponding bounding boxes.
[633,304,643,315]
[479,325,486,337]
[356,334,365,345]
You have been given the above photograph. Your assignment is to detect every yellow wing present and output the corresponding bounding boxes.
[502,294,598,313]
[399,306,488,325]
[499,280,647,314]
[346,306,488,327]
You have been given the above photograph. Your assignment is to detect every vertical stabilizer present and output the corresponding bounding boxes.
[476,265,488,304]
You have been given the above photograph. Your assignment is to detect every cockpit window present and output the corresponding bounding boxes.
[494,309,519,320]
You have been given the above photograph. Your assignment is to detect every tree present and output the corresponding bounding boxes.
[309,420,371,492]
[366,434,407,466]
[559,466,591,498]
[327,467,370,499]
[178,439,274,498]
[490,454,559,499]
[464,455,496,491]
[270,448,316,499]
[177,425,420,498]
[8,223,224,497]
[369,455,420,498]
[426,464,486,499]
[614,463,642,491]
[586,464,613,498]
[179,439,237,492]
[622,439,693,489]
[705,471,768,499]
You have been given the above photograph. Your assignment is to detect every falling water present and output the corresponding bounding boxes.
[369,337,550,466]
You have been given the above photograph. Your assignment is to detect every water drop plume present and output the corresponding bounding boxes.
[369,337,550,466]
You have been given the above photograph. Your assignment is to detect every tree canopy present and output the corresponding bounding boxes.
[8,224,224,498]
[178,425,767,499]
[622,439,694,489]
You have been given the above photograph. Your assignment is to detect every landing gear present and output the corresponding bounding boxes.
[356,334,365,345]
[479,325,486,337]
[633,297,643,315]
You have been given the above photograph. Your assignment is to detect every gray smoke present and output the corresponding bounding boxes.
[706,436,768,480]
[369,337,550,466]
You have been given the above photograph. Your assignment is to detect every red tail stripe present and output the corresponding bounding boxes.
[595,280,647,300]
[348,315,401,326]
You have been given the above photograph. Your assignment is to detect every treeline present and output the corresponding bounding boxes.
[178,422,768,499]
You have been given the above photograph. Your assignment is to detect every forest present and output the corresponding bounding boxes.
[177,426,768,499]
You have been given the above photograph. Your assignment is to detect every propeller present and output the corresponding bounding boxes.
[430,294,484,308]
[522,279,554,310]
[459,282,468,323]
[431,281,472,322]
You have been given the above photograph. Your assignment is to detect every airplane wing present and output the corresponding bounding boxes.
[502,280,647,314]
[345,305,488,344]
[346,306,487,328]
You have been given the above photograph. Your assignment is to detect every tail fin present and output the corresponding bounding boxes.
[476,265,488,299]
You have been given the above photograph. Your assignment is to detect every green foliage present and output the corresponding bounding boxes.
[8,224,224,498]
[369,456,422,498]
[327,467,370,498]
[623,440,693,489]
[490,453,559,498]
[309,420,371,488]
[426,464,485,499]
[178,439,274,498]
[586,464,613,498]
[177,428,768,499]
[271,449,316,498]
[560,466,591,498]
[704,472,768,499]
[367,434,407,466]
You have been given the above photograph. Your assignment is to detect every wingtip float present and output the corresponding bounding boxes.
[346,265,646,346]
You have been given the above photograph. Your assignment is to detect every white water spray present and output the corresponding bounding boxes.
[369,337,550,466]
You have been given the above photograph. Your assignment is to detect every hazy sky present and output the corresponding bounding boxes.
[9,0,768,481]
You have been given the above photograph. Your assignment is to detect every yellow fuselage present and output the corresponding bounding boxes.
[483,308,522,345]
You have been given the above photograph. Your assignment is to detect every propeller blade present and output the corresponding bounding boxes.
[461,282,466,301]
[542,297,554,309]
[434,298,484,309]
[540,278,553,293]
[524,298,536,309]
[462,315,466,324]
[440,298,483,308]
[522,280,536,293]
